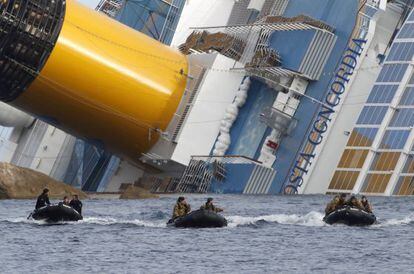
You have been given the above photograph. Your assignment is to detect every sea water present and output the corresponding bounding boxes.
[0,195,413,273]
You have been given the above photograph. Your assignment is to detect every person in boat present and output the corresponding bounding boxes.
[35,188,51,209]
[172,196,191,220]
[325,195,340,215]
[200,198,223,213]
[325,193,347,214]
[69,195,83,215]
[337,193,347,208]
[346,195,364,210]
[61,196,70,206]
[361,196,373,213]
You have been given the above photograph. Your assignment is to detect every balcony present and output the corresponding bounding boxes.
[260,106,297,136]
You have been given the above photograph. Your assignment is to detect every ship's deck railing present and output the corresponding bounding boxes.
[176,155,263,193]
[191,155,262,165]
[96,0,124,17]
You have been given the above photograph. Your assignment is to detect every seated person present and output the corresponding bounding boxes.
[35,188,51,209]
[346,195,364,210]
[69,195,83,215]
[200,197,223,213]
[59,196,70,206]
[360,195,373,213]
[172,197,191,220]
[325,195,340,215]
[337,193,347,208]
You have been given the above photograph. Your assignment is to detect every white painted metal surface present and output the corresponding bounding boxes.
[0,102,34,128]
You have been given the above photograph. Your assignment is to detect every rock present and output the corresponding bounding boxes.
[0,162,87,199]
[119,185,159,199]
[133,177,172,193]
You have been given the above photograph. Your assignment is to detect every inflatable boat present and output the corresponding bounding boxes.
[168,209,227,228]
[30,204,83,223]
[323,206,376,226]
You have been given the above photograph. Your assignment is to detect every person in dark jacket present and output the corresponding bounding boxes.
[35,188,50,209]
[69,195,83,215]
[62,196,70,206]
[58,196,70,207]
[172,197,191,219]
[200,198,223,213]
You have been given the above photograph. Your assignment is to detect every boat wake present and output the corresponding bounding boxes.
[3,217,47,225]
[226,211,326,228]
[78,217,166,228]
[373,214,414,227]
[3,212,413,228]
[3,216,166,228]
[227,212,414,228]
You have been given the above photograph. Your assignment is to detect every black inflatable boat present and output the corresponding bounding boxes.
[168,209,227,228]
[323,206,376,226]
[30,204,83,223]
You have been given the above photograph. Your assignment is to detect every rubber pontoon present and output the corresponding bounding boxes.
[168,209,227,228]
[30,204,83,223]
[323,206,376,226]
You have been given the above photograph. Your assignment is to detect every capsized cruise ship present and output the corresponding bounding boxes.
[168,0,414,196]
[0,0,413,196]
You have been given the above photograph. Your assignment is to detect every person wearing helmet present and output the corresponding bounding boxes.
[325,195,340,215]
[172,196,191,220]
[337,193,347,208]
[361,195,373,213]
[347,195,364,210]
[200,198,223,213]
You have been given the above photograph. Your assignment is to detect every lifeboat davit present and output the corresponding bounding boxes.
[323,206,376,226]
[30,204,83,223]
[168,209,227,228]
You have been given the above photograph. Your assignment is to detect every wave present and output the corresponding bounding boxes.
[5,213,327,228]
[4,212,413,228]
[226,211,326,228]
[78,217,166,228]
[2,217,59,226]
[2,216,166,228]
[374,214,414,227]
[227,212,414,228]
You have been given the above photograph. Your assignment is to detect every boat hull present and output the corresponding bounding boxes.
[31,204,83,223]
[323,207,376,226]
[168,209,227,228]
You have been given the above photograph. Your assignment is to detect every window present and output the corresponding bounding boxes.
[402,156,414,173]
[370,152,401,171]
[393,176,414,195]
[364,5,377,18]
[399,87,414,105]
[389,108,414,127]
[397,23,414,39]
[347,128,378,147]
[338,149,369,168]
[328,170,360,190]
[379,130,410,150]
[376,64,408,83]
[387,42,414,61]
[116,0,184,44]
[367,85,398,104]
[361,173,391,193]
[0,126,13,139]
[409,72,414,85]
[356,106,388,125]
